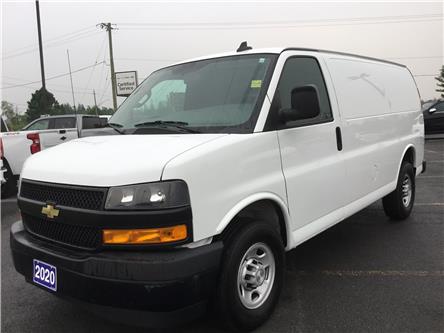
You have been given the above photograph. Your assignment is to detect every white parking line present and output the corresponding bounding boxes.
[415,203,444,206]
[290,270,444,277]
[321,270,444,277]
[418,176,444,178]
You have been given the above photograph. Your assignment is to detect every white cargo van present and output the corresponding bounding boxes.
[11,44,425,331]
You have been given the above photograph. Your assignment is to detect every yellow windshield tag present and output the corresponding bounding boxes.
[251,80,262,88]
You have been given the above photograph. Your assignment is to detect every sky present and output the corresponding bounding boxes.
[1,0,443,114]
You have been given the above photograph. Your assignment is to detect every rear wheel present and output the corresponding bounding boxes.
[383,161,415,220]
[215,221,285,331]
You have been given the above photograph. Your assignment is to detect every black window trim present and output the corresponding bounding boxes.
[24,118,52,131]
[264,55,334,131]
[51,116,77,130]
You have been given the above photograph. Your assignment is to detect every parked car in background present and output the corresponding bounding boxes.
[1,117,10,195]
[0,114,112,197]
[422,99,444,134]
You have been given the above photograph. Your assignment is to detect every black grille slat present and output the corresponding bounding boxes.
[20,181,106,210]
[23,214,101,250]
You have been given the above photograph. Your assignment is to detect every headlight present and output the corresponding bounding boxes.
[105,180,190,210]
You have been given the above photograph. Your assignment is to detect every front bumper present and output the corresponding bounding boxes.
[11,221,223,318]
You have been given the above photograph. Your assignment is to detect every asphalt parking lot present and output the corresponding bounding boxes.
[1,139,443,333]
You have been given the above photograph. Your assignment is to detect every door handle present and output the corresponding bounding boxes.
[60,136,67,141]
[335,127,343,151]
[59,129,66,134]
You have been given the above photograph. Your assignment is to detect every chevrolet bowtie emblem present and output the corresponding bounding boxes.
[41,204,60,219]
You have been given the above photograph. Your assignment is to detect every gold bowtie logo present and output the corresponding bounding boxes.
[41,204,60,219]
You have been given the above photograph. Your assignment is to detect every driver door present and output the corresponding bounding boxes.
[272,53,347,236]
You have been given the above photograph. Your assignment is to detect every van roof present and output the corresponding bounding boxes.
[176,47,406,68]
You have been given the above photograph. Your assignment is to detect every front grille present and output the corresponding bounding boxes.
[23,214,101,250]
[20,180,106,211]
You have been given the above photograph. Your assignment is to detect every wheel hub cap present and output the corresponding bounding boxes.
[237,242,275,309]
[401,175,412,207]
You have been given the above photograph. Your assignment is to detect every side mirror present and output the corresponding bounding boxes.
[429,107,437,114]
[279,85,321,123]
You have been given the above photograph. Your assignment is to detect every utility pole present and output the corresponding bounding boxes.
[93,89,99,116]
[66,49,76,111]
[98,23,117,112]
[35,0,46,89]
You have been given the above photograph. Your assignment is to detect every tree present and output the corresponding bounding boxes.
[1,101,15,121]
[436,65,444,98]
[53,103,74,115]
[1,101,28,130]
[25,87,59,121]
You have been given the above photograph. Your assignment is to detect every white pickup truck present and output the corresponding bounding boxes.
[1,114,111,196]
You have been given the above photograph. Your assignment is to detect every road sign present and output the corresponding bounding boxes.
[115,71,138,97]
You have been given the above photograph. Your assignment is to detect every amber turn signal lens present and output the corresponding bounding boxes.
[103,225,187,244]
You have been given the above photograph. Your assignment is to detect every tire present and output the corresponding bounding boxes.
[382,161,415,220]
[1,162,16,198]
[215,221,285,331]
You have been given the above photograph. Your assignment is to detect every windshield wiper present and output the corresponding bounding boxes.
[134,120,200,133]
[108,122,125,134]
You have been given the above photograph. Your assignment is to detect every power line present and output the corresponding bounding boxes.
[2,81,99,95]
[117,13,443,30]
[0,61,106,89]
[115,57,180,62]
[1,30,100,60]
[2,75,105,93]
[98,74,111,106]
[80,34,108,101]
[2,25,95,56]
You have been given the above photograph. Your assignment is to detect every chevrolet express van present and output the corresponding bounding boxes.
[11,43,425,331]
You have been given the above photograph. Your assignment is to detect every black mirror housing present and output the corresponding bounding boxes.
[279,85,321,123]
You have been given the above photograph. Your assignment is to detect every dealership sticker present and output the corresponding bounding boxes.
[251,80,262,88]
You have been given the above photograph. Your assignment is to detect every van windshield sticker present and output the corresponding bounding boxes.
[259,58,265,63]
[251,80,262,88]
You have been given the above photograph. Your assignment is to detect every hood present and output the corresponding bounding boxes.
[21,134,226,186]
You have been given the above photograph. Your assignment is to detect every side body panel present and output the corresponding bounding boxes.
[323,54,424,204]
[161,132,287,243]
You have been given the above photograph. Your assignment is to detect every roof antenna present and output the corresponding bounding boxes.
[237,41,252,52]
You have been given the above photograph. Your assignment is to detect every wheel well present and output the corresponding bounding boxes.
[403,146,416,167]
[218,200,288,247]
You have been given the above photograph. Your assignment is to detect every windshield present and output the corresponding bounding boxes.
[110,54,277,133]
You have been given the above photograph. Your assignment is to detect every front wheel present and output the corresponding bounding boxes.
[215,221,285,331]
[383,161,415,220]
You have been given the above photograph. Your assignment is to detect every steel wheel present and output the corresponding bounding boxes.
[237,242,276,310]
[401,174,412,207]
